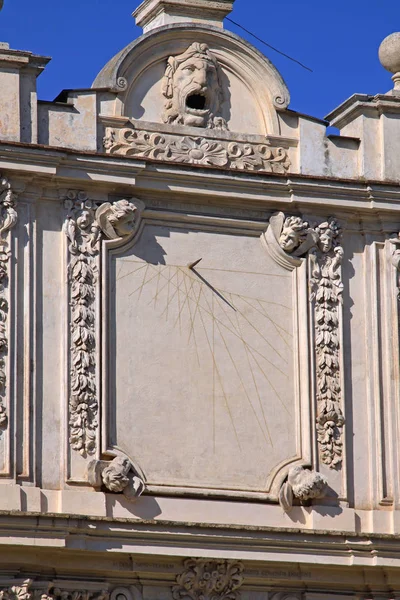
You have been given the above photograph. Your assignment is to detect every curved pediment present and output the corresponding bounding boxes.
[93,23,290,137]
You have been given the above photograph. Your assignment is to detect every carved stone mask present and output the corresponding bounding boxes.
[162,43,227,130]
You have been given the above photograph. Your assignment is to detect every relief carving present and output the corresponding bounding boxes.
[310,220,344,469]
[0,582,109,600]
[103,127,290,174]
[279,466,328,512]
[0,582,32,600]
[267,212,344,468]
[0,176,17,431]
[87,455,145,502]
[64,193,144,457]
[96,199,145,240]
[172,559,244,600]
[162,43,227,130]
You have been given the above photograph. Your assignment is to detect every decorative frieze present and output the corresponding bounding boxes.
[172,559,244,600]
[0,582,109,600]
[267,212,345,469]
[103,126,291,174]
[279,466,328,512]
[0,176,17,431]
[64,192,144,457]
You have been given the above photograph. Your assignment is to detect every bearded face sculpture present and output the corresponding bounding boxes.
[162,43,228,130]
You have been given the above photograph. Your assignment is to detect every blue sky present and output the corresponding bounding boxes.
[0,0,399,120]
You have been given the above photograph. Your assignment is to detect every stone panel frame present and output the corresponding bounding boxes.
[98,208,314,502]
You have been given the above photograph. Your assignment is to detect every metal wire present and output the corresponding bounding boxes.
[225,16,313,73]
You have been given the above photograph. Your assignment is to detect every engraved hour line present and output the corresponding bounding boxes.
[118,259,293,447]
[201,283,273,447]
[129,262,290,377]
[144,264,289,376]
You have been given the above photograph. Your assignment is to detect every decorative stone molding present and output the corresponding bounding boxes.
[103,126,290,174]
[162,43,227,130]
[87,455,145,502]
[279,466,328,513]
[0,176,17,431]
[172,559,244,600]
[64,193,144,457]
[40,590,109,600]
[266,212,345,468]
[0,582,109,600]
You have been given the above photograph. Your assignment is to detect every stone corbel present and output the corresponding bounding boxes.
[87,455,146,502]
[279,466,328,513]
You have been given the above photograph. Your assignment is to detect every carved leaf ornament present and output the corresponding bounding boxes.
[267,212,344,469]
[172,559,244,600]
[103,127,290,175]
[64,193,144,456]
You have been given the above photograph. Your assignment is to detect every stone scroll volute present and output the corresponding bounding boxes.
[265,212,345,470]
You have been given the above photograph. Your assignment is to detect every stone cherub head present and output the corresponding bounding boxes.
[162,42,227,130]
[279,216,309,253]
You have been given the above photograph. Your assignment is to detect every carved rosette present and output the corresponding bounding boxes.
[0,176,17,431]
[266,212,345,469]
[172,559,244,600]
[103,127,291,174]
[64,193,144,457]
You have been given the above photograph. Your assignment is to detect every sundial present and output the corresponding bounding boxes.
[104,222,303,498]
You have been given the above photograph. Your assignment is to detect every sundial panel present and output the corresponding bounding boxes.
[109,225,299,493]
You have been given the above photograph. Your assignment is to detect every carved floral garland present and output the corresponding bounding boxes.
[64,193,144,456]
[103,127,290,174]
[64,192,100,456]
[0,176,17,431]
[172,559,244,600]
[269,212,345,468]
[310,220,344,468]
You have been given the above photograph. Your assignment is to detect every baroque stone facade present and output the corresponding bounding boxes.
[2,0,400,599]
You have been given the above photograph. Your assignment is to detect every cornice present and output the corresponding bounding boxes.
[1,512,400,575]
[2,142,400,219]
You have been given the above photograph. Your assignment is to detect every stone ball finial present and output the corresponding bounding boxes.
[379,32,400,74]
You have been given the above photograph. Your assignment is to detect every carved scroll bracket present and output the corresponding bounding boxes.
[87,455,146,502]
[63,193,144,458]
[279,466,328,512]
[172,559,244,600]
[265,212,345,469]
[0,176,17,432]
